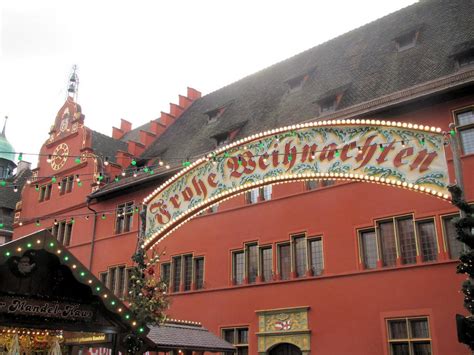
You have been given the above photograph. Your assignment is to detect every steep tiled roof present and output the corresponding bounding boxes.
[88,167,179,200]
[0,171,30,210]
[146,323,235,352]
[140,0,474,164]
[91,130,128,163]
[120,121,153,143]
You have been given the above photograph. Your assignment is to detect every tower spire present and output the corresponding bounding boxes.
[67,65,79,101]
[1,116,7,137]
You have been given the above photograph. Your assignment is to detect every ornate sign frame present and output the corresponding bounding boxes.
[144,120,450,249]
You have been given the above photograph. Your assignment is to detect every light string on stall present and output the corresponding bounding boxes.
[0,238,146,333]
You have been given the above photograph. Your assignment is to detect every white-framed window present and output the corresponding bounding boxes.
[51,220,73,246]
[99,266,130,299]
[168,254,205,292]
[386,317,432,355]
[395,31,418,52]
[246,186,272,204]
[115,201,134,234]
[222,327,249,355]
[358,215,438,269]
[455,108,474,155]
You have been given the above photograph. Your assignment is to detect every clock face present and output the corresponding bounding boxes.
[51,143,69,171]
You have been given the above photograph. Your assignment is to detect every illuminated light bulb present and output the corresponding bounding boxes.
[75,174,81,182]
[121,170,126,177]
[47,155,52,163]
[26,179,31,185]
[13,185,18,192]
[104,157,109,166]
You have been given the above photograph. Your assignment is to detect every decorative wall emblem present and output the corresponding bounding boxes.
[274,319,292,331]
[257,307,310,354]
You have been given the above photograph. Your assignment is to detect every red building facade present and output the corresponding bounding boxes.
[13,0,474,354]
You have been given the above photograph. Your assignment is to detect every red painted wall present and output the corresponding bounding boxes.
[13,94,474,354]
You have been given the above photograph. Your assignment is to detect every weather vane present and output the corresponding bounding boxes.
[67,65,79,101]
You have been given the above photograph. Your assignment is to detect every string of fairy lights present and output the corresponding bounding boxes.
[0,122,454,228]
[0,203,143,229]
[0,129,454,191]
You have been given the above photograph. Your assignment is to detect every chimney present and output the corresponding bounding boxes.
[16,161,31,174]
[120,119,132,134]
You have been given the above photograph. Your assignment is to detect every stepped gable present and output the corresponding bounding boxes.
[120,121,152,143]
[140,0,474,164]
[90,130,128,164]
[111,88,201,161]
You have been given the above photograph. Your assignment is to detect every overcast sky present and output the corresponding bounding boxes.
[0,0,417,167]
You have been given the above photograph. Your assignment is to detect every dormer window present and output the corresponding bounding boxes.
[286,74,307,93]
[215,132,230,147]
[207,108,224,123]
[319,97,337,114]
[206,104,231,124]
[212,125,243,148]
[456,49,474,69]
[395,31,419,52]
[314,84,350,116]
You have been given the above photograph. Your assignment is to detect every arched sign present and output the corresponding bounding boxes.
[143,120,450,249]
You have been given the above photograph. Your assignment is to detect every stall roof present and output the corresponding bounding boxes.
[146,322,235,353]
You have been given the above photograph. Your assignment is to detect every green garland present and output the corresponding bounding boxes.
[128,247,169,326]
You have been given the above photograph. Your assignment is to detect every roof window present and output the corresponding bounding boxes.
[205,103,232,124]
[319,96,337,114]
[214,132,230,147]
[212,126,243,148]
[286,74,308,93]
[395,31,419,52]
[456,49,474,69]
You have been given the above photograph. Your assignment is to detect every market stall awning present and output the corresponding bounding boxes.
[146,321,235,353]
[0,229,146,335]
